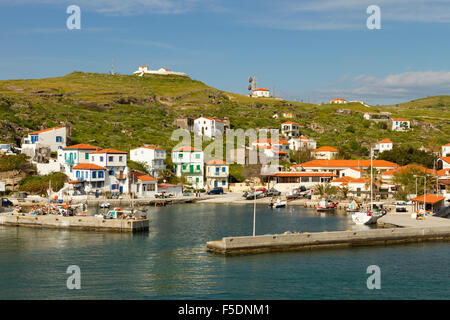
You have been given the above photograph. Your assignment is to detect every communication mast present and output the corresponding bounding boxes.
[109,57,115,75]
[248,76,257,94]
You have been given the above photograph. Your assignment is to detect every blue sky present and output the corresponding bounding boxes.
[1,0,450,105]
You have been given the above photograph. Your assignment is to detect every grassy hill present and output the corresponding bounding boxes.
[0,72,449,158]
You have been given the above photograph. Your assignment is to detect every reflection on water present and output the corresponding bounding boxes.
[0,203,449,299]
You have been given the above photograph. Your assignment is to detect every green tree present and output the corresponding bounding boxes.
[391,167,437,200]
[378,146,437,168]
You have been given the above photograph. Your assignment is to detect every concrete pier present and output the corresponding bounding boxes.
[0,213,149,233]
[207,214,450,255]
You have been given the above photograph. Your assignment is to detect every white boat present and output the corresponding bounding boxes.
[352,210,384,225]
[100,203,111,209]
[274,199,287,208]
[346,200,360,214]
[316,198,338,212]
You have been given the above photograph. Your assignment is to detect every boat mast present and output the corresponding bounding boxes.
[370,146,373,211]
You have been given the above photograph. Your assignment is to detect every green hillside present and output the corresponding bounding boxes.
[0,72,449,157]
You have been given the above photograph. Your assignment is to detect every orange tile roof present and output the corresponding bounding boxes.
[440,157,450,163]
[376,139,392,144]
[206,159,229,165]
[330,98,346,101]
[253,88,269,91]
[173,146,202,152]
[347,167,366,173]
[382,164,435,176]
[63,144,100,150]
[199,117,224,123]
[282,121,299,125]
[254,139,289,145]
[331,177,368,183]
[437,169,450,176]
[443,143,450,147]
[72,163,107,170]
[293,159,398,169]
[313,146,338,152]
[28,126,65,135]
[411,194,445,204]
[130,170,157,182]
[131,146,165,151]
[90,148,127,154]
[273,172,337,177]
[392,118,409,121]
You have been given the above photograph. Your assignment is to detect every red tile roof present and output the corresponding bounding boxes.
[440,157,450,163]
[382,164,435,176]
[90,148,127,154]
[253,88,269,91]
[293,159,398,169]
[282,121,299,125]
[331,177,368,183]
[254,139,289,145]
[411,194,445,204]
[72,163,107,170]
[273,172,337,177]
[63,144,100,150]
[130,170,157,182]
[206,159,229,165]
[29,126,65,135]
[376,139,392,144]
[437,169,450,176]
[313,146,338,152]
[392,118,409,121]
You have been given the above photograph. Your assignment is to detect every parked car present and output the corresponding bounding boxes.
[155,192,174,199]
[1,198,13,207]
[208,187,224,195]
[266,188,281,197]
[286,186,308,199]
[395,201,408,212]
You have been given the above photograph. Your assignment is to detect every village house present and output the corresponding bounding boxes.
[89,149,129,194]
[251,88,270,98]
[262,172,337,193]
[205,159,230,190]
[70,163,107,194]
[373,139,393,155]
[281,121,300,138]
[330,176,370,196]
[130,146,166,178]
[251,138,290,162]
[442,143,450,157]
[437,168,450,199]
[292,159,398,176]
[289,135,317,152]
[339,167,366,178]
[58,144,101,177]
[311,146,338,160]
[380,164,435,182]
[193,117,225,139]
[173,117,195,132]
[129,170,158,198]
[329,98,347,104]
[172,146,204,188]
[21,126,67,158]
[391,118,411,131]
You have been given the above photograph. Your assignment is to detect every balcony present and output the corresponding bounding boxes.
[181,166,202,174]
[115,173,126,180]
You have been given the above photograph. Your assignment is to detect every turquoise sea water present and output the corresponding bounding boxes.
[0,203,448,299]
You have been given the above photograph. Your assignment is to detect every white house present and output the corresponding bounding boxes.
[311,146,338,160]
[330,176,370,194]
[252,88,270,98]
[130,146,166,177]
[71,163,107,194]
[133,65,188,77]
[330,98,347,104]
[289,135,317,152]
[281,121,300,138]
[89,148,129,194]
[205,159,229,190]
[0,143,14,155]
[21,126,67,157]
[193,117,225,139]
[339,167,366,178]
[129,170,158,198]
[391,118,411,131]
[438,157,450,170]
[172,146,204,188]
[58,144,101,177]
[442,143,450,157]
[374,139,393,155]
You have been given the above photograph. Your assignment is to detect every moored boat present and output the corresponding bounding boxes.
[316,198,338,212]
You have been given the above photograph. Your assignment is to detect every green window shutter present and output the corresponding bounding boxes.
[85,153,89,160]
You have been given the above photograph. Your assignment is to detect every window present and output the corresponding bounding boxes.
[197,165,201,171]
[85,153,89,160]
[182,165,186,171]
[222,167,226,173]
[119,156,123,162]
[109,170,114,176]
[109,156,114,162]
[76,171,80,178]
[100,156,104,162]
[222,180,226,186]
[149,184,155,191]
[196,153,200,159]
[91,156,94,162]
[98,171,104,178]
[56,136,62,143]
[92,171,97,179]
[178,153,183,158]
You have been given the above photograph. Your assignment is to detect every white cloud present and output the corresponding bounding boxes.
[322,71,450,101]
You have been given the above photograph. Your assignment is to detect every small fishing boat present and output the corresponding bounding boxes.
[351,209,384,225]
[346,200,360,214]
[269,198,287,208]
[316,198,338,212]
[104,208,134,219]
[100,203,111,209]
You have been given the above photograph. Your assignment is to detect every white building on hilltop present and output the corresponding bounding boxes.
[133,65,187,77]
[374,139,393,155]
[252,88,270,98]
